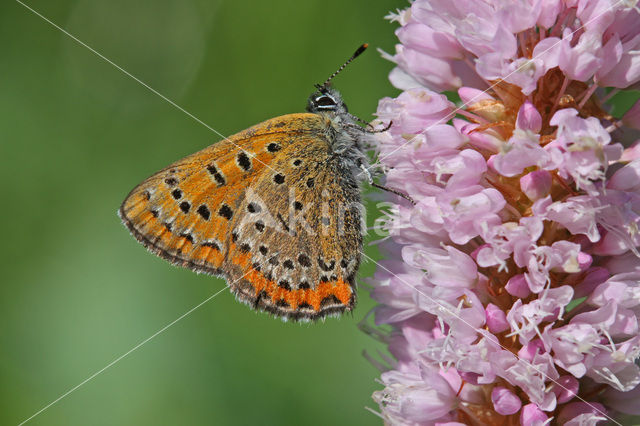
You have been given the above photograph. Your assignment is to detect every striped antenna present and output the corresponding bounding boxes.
[316,43,368,89]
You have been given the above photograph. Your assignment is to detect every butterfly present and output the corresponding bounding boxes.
[119,44,404,321]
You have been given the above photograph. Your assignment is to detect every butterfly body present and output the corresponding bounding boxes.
[120,87,370,321]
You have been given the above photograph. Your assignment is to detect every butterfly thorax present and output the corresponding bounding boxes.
[306,86,371,184]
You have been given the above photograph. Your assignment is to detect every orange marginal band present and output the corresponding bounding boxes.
[230,243,352,311]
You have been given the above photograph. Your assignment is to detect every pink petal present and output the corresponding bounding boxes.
[552,375,580,404]
[520,403,549,425]
[623,99,640,130]
[491,386,522,415]
[485,303,509,333]
[516,101,542,133]
[506,274,531,298]
[396,23,463,59]
[520,171,552,201]
[557,402,607,425]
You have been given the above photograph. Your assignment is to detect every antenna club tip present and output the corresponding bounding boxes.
[355,44,368,56]
[317,43,369,88]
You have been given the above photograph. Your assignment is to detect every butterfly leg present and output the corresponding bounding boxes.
[359,163,373,184]
[361,163,416,205]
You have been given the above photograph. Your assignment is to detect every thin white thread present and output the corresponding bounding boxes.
[361,252,622,426]
[17,286,228,425]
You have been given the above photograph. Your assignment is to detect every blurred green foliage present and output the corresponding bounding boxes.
[1,0,406,425]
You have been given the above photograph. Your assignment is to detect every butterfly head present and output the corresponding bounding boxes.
[306,85,348,115]
[305,44,367,116]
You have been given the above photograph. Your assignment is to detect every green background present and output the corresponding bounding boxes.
[1,0,405,425]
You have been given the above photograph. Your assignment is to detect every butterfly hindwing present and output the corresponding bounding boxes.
[225,133,363,320]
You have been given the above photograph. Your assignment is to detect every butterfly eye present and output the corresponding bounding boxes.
[313,94,337,110]
[316,95,335,105]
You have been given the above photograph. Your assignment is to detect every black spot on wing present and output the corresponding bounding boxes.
[267,143,281,152]
[283,259,294,270]
[278,280,291,290]
[247,202,261,213]
[197,205,210,220]
[218,204,233,220]
[273,174,285,184]
[207,164,226,186]
[202,241,220,250]
[237,151,252,171]
[298,254,311,267]
[320,295,341,309]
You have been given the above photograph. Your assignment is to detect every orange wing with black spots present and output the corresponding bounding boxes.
[119,113,325,274]
[119,112,363,320]
[224,132,363,320]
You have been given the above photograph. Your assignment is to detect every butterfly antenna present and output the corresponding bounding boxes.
[316,43,368,90]
[371,182,417,205]
[347,113,372,127]
[346,113,393,133]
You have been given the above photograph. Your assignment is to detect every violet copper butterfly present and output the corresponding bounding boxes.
[119,44,391,321]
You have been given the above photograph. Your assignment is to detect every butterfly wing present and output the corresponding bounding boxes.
[119,113,327,275]
[223,133,363,320]
[119,113,363,320]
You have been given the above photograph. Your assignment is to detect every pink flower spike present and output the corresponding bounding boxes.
[370,2,640,423]
[520,403,548,425]
[520,171,552,201]
[491,386,522,415]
